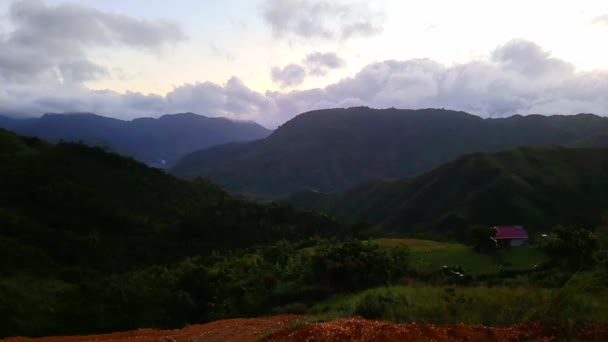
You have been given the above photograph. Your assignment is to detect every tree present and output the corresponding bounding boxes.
[308,241,408,292]
[594,213,608,275]
[468,225,494,253]
[541,226,597,270]
[351,220,384,240]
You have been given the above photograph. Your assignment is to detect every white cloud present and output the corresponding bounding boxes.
[262,0,384,40]
[0,0,185,84]
[166,77,279,123]
[270,64,307,88]
[3,40,608,129]
[270,52,345,87]
[304,52,345,76]
[592,15,608,25]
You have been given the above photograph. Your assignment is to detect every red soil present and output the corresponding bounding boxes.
[4,316,608,342]
[266,318,608,342]
[3,315,303,342]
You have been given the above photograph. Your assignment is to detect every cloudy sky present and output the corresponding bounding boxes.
[2,0,608,127]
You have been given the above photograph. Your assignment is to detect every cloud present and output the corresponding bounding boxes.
[263,40,608,125]
[3,39,608,129]
[271,51,345,87]
[0,0,185,84]
[491,39,574,77]
[304,52,345,76]
[262,0,384,40]
[271,64,307,88]
[592,15,608,25]
[166,77,278,123]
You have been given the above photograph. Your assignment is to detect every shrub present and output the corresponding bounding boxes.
[308,241,409,292]
[541,226,597,270]
[354,290,409,319]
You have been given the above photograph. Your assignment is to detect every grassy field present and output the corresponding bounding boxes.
[369,238,547,276]
[310,280,608,327]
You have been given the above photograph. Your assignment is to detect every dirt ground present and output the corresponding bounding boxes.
[4,316,608,342]
[265,318,608,342]
[2,315,303,342]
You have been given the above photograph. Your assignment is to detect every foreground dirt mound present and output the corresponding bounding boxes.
[4,316,607,342]
[265,318,608,342]
[3,315,303,342]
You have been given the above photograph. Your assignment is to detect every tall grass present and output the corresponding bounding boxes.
[310,282,608,327]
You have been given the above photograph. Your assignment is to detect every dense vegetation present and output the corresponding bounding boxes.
[0,129,347,337]
[171,108,608,197]
[288,146,608,239]
[0,112,271,167]
[2,123,608,338]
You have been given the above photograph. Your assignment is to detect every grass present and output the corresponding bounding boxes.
[310,282,608,327]
[370,238,547,276]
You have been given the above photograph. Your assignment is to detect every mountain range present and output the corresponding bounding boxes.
[288,146,608,239]
[0,112,271,167]
[171,107,608,197]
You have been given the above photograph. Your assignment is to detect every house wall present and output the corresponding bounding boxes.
[510,238,529,247]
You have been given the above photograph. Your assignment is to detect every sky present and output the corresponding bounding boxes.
[2,0,608,127]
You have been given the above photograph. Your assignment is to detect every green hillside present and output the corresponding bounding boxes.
[0,129,43,154]
[171,108,608,197]
[288,146,608,239]
[0,129,344,336]
[0,129,343,272]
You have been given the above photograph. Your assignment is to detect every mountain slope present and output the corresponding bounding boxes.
[0,128,342,272]
[0,112,271,167]
[171,108,608,197]
[287,146,608,239]
[0,128,344,337]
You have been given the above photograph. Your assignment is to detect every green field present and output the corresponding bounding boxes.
[369,238,547,275]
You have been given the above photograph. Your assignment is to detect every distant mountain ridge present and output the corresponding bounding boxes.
[171,107,608,197]
[0,112,272,167]
[287,145,608,239]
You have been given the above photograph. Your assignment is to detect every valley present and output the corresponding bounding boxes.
[1,109,608,341]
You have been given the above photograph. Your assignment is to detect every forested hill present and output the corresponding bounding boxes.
[0,112,271,167]
[0,128,346,336]
[171,108,608,197]
[0,128,343,273]
[287,146,608,240]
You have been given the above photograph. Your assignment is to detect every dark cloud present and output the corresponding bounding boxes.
[0,0,185,83]
[271,64,307,88]
[3,40,608,129]
[262,0,384,40]
[304,52,345,76]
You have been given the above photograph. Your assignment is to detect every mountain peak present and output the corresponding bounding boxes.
[158,112,209,120]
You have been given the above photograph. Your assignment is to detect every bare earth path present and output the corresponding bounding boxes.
[4,316,608,342]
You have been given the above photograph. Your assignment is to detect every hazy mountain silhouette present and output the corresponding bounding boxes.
[0,112,271,167]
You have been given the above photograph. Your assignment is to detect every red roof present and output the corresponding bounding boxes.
[493,226,529,239]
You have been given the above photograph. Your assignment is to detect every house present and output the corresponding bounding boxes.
[491,225,529,247]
